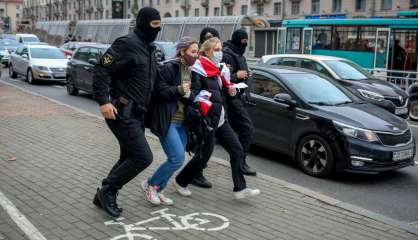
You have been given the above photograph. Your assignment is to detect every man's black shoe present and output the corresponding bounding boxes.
[242,164,257,176]
[97,186,121,218]
[93,188,123,213]
[191,174,212,188]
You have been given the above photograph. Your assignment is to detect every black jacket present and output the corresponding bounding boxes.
[93,32,157,107]
[150,58,226,137]
[222,40,249,85]
[150,59,194,138]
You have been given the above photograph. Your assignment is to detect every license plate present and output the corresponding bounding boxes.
[54,73,65,78]
[393,148,414,161]
[395,107,408,115]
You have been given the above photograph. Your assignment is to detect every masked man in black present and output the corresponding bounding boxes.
[222,29,257,176]
[92,7,161,218]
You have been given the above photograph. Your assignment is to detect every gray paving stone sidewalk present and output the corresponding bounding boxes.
[0,82,417,240]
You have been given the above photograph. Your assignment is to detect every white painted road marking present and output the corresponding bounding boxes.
[54,85,64,89]
[0,191,47,240]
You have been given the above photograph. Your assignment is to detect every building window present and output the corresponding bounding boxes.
[312,0,320,14]
[128,0,131,8]
[205,7,209,16]
[274,2,282,16]
[256,4,263,15]
[411,0,418,8]
[166,0,170,3]
[214,7,220,16]
[381,0,392,10]
[16,5,20,10]
[241,5,248,15]
[175,10,179,17]
[291,1,300,15]
[226,6,233,15]
[16,13,20,19]
[105,10,109,18]
[195,8,199,16]
[356,0,366,11]
[333,0,341,12]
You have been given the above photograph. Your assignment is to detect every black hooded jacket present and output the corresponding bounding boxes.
[222,40,249,85]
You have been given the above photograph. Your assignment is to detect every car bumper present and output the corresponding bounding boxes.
[33,70,66,81]
[1,57,9,64]
[337,137,415,174]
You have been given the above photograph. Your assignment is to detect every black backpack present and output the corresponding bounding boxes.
[185,102,212,155]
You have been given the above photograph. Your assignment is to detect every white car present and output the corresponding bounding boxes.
[15,34,40,44]
[9,45,68,84]
[259,54,409,119]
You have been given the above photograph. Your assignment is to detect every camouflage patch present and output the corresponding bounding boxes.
[101,53,113,66]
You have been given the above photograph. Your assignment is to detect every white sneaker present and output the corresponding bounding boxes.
[141,180,161,205]
[158,193,174,205]
[174,181,192,197]
[234,188,260,200]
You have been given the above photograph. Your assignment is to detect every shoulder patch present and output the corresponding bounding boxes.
[101,53,113,66]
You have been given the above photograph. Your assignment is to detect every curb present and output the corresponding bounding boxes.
[2,79,418,235]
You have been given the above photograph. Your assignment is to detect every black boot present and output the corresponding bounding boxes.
[96,186,121,218]
[191,172,212,188]
[242,163,257,176]
[93,188,123,213]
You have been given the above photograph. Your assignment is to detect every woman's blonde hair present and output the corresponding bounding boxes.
[200,37,222,57]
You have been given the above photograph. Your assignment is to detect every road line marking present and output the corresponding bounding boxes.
[0,191,47,240]
[54,85,64,89]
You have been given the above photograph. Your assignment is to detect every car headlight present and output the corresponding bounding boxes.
[333,120,379,142]
[33,65,49,71]
[357,89,384,101]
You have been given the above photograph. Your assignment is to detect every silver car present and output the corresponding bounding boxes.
[9,45,68,84]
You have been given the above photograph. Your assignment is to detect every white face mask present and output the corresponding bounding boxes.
[212,51,223,66]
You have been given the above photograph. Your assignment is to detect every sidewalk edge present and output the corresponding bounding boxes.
[2,80,417,235]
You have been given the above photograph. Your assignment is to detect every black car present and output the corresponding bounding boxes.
[247,65,415,177]
[260,55,409,119]
[66,44,110,95]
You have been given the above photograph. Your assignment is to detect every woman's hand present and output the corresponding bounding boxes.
[228,87,237,97]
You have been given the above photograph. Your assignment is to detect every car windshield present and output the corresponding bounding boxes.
[323,60,371,80]
[23,36,40,42]
[281,73,358,105]
[30,48,66,59]
[0,39,21,46]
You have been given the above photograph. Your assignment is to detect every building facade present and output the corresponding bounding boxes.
[23,0,418,23]
[0,0,24,33]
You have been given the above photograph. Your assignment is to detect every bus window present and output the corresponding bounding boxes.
[313,26,331,50]
[286,28,302,54]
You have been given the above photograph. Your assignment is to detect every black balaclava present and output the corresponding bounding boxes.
[135,7,161,44]
[231,29,248,55]
[199,27,220,45]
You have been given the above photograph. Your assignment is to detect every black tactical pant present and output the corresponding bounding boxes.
[176,122,246,192]
[102,115,153,191]
[227,97,254,157]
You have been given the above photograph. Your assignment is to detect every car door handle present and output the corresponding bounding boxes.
[83,66,90,70]
[296,114,310,120]
[247,100,256,107]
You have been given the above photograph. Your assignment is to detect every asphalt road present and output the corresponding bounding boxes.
[1,69,417,225]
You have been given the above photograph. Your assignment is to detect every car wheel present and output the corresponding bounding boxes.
[409,100,418,121]
[9,64,17,78]
[296,135,335,178]
[66,76,79,95]
[27,69,36,84]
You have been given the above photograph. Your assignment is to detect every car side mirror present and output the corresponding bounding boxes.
[274,93,296,109]
[88,58,98,65]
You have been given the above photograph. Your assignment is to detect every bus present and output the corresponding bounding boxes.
[273,18,418,75]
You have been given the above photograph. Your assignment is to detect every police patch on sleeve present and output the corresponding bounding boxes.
[101,53,113,66]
